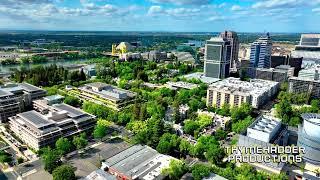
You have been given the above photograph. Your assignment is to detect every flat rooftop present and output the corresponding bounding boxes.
[203,173,227,180]
[248,116,281,134]
[80,82,136,101]
[52,103,85,118]
[166,81,199,89]
[301,113,320,125]
[208,77,278,96]
[103,145,175,179]
[183,72,221,84]
[44,94,64,102]
[0,89,14,98]
[83,169,116,180]
[292,50,320,60]
[19,83,45,92]
[19,111,54,128]
[289,76,320,82]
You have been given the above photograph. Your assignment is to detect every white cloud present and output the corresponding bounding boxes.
[148,6,163,15]
[312,7,320,12]
[231,5,242,11]
[148,6,201,18]
[208,15,227,21]
[252,0,306,9]
[149,0,210,5]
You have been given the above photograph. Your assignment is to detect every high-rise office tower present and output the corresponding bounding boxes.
[248,33,273,77]
[204,37,231,79]
[219,31,239,70]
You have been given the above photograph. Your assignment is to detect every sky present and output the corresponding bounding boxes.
[0,0,320,33]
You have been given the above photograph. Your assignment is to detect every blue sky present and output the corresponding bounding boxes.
[0,0,319,32]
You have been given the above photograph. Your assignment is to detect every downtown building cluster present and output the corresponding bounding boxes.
[202,32,320,177]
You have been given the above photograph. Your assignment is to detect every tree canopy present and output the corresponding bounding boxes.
[52,164,76,180]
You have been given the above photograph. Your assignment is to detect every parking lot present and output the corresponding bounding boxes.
[67,138,130,178]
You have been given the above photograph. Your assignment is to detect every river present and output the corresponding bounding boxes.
[0,59,89,73]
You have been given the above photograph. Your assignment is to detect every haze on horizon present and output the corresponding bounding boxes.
[0,0,319,33]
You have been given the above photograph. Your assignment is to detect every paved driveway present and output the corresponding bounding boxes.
[67,138,130,179]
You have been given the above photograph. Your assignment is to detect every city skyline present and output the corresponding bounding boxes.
[0,0,320,33]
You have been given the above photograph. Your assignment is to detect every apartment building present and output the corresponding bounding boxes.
[0,83,47,122]
[206,78,279,109]
[9,101,96,150]
[76,82,136,110]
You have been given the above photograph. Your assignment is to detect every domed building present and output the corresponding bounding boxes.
[298,113,320,168]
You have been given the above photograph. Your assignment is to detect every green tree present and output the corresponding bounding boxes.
[205,145,225,165]
[55,137,72,155]
[192,164,211,180]
[17,157,24,164]
[231,103,252,122]
[0,150,12,163]
[40,147,61,173]
[310,99,320,113]
[72,135,88,150]
[157,140,172,154]
[161,160,187,180]
[275,100,292,124]
[217,104,230,116]
[93,124,107,141]
[183,120,200,136]
[52,164,76,180]
[215,128,227,141]
[197,115,213,129]
[64,96,82,107]
[232,116,254,133]
[179,139,191,155]
[156,133,179,154]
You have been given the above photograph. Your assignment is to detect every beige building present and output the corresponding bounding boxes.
[207,78,279,109]
[9,101,96,150]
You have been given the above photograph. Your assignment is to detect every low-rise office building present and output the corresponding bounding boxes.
[83,169,116,180]
[0,83,47,122]
[33,94,65,113]
[9,102,96,150]
[237,115,288,174]
[183,72,221,85]
[0,53,20,60]
[255,65,294,83]
[101,145,177,180]
[247,116,282,143]
[173,52,195,64]
[166,81,199,90]
[0,89,21,123]
[298,65,320,80]
[288,77,320,98]
[75,82,136,110]
[206,78,279,109]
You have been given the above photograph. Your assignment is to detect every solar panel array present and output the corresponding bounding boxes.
[19,111,51,127]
